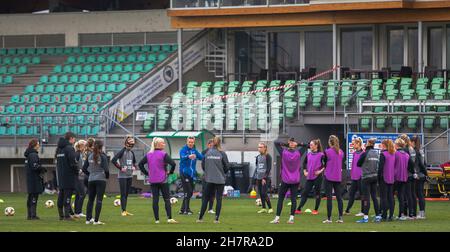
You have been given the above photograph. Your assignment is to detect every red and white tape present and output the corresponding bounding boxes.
[188,65,340,104]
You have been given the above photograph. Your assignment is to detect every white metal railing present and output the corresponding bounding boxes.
[170,0,310,9]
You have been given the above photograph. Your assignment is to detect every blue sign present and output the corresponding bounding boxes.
[346,132,423,170]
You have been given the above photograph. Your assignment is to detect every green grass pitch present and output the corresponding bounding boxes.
[0,193,449,232]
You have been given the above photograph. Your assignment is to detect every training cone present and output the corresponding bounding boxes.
[0,199,4,203]
[304,209,312,213]
[249,189,257,199]
[115,195,121,199]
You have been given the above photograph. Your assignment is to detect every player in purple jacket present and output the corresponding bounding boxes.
[270,138,307,224]
[393,138,414,221]
[344,137,364,217]
[138,137,178,224]
[295,139,325,215]
[322,135,344,224]
[378,139,396,221]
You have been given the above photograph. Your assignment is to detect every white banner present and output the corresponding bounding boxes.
[106,37,206,122]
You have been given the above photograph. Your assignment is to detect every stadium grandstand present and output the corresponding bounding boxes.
[0,0,449,200]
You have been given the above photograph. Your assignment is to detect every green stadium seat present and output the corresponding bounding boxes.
[62,94,71,103]
[103,93,113,102]
[100,74,109,82]
[93,64,103,73]
[7,66,17,74]
[83,64,93,73]
[116,83,126,92]
[68,104,77,113]
[107,84,116,92]
[96,84,106,93]
[151,45,160,52]
[52,94,61,103]
[36,104,46,114]
[114,64,124,73]
[110,73,120,82]
[98,55,106,63]
[107,55,116,63]
[72,94,81,103]
[118,54,127,63]
[55,85,65,93]
[63,65,73,73]
[131,73,140,81]
[137,54,147,62]
[82,94,92,103]
[360,116,371,130]
[86,84,96,92]
[44,84,54,93]
[41,95,50,103]
[67,56,77,64]
[424,116,435,129]
[75,84,85,93]
[104,64,113,73]
[144,63,154,72]
[10,95,20,103]
[59,75,69,83]
[54,65,63,73]
[90,74,99,83]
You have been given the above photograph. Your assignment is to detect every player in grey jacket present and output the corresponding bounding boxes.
[197,137,229,223]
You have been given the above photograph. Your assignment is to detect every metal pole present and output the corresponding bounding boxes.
[177,28,183,92]
[332,24,337,80]
[418,21,423,74]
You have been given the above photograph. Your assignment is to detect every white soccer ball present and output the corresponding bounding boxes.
[4,207,15,216]
[113,199,121,207]
[170,197,178,205]
[255,198,262,206]
[45,200,55,208]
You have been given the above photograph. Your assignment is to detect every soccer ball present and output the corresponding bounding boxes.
[169,197,178,205]
[4,207,15,216]
[113,199,121,207]
[255,198,262,206]
[45,200,55,208]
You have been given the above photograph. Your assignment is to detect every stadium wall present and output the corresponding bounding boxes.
[0,10,184,47]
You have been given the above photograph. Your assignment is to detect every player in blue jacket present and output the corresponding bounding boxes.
[179,136,203,215]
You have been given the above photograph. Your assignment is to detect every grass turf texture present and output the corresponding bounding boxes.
[0,193,449,232]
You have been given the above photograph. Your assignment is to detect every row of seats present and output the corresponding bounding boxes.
[38,73,140,84]
[53,63,154,74]
[360,115,449,130]
[0,65,27,75]
[1,103,100,115]
[66,53,168,64]
[0,56,40,65]
[0,125,100,136]
[0,76,13,85]
[9,93,113,104]
[1,115,99,125]
[24,83,126,94]
[0,44,177,56]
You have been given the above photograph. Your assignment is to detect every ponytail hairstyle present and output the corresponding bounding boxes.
[28,138,39,150]
[93,140,104,163]
[366,138,376,148]
[86,138,95,152]
[124,135,135,149]
[400,134,411,148]
[328,135,340,154]
[212,136,222,151]
[395,138,406,149]
[150,137,165,153]
[382,139,395,155]
[258,142,268,155]
[410,135,421,152]
[311,139,324,153]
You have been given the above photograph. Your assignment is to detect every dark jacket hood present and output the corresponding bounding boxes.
[24,147,38,158]
[57,137,71,149]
